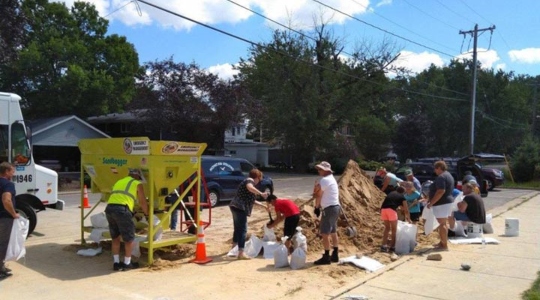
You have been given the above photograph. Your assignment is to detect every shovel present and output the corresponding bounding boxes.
[340,207,357,237]
[267,211,274,226]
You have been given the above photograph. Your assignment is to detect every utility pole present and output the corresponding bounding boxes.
[459,24,496,155]
[531,81,539,137]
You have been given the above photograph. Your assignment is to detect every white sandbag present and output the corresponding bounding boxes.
[227,245,239,257]
[263,224,277,242]
[244,235,263,258]
[144,215,163,241]
[421,207,439,235]
[131,236,146,258]
[339,255,385,272]
[273,237,289,268]
[262,241,280,259]
[451,192,463,212]
[90,212,108,228]
[453,221,467,237]
[483,213,494,234]
[5,217,29,261]
[395,221,417,254]
[289,248,306,270]
[89,228,109,243]
[292,226,307,253]
[77,247,103,257]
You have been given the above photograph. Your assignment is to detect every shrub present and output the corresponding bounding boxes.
[511,137,540,182]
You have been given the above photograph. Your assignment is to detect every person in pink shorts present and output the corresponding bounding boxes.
[380,186,409,252]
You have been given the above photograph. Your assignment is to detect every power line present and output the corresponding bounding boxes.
[133,0,468,103]
[402,0,460,31]
[349,0,456,53]
[311,0,456,58]
[434,0,476,25]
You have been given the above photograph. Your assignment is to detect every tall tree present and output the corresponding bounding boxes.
[237,26,400,169]
[2,0,140,118]
[131,59,244,151]
[0,0,28,84]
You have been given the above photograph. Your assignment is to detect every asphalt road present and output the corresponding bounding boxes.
[59,171,531,213]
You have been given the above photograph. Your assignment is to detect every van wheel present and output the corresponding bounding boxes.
[208,189,220,207]
[16,201,37,236]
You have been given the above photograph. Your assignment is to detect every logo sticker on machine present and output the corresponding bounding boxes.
[123,138,149,155]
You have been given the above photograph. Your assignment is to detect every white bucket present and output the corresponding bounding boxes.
[466,223,483,238]
[505,218,519,236]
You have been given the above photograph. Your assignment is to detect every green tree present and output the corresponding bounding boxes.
[2,0,140,118]
[0,0,27,69]
[237,26,400,170]
[131,59,244,150]
[511,136,540,182]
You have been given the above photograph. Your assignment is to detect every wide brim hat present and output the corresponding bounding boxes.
[315,161,333,173]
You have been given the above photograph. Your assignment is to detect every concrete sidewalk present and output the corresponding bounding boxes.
[330,191,540,300]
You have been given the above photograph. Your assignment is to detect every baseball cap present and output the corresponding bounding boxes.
[404,169,413,176]
[128,168,141,177]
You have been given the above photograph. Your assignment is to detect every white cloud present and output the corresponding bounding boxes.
[508,48,540,64]
[56,0,370,31]
[390,50,445,74]
[456,48,500,69]
[208,63,239,80]
[495,63,506,71]
[376,0,393,7]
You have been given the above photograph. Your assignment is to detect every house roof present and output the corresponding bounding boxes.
[29,115,110,147]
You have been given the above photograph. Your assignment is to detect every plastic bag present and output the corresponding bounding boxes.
[395,221,417,254]
[292,226,307,252]
[144,215,163,241]
[483,213,494,234]
[90,212,108,228]
[244,235,263,258]
[451,192,463,212]
[6,217,29,261]
[421,207,439,235]
[452,221,467,237]
[273,236,289,268]
[262,241,279,259]
[263,224,276,242]
[289,247,306,270]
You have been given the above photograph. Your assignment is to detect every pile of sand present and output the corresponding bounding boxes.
[259,160,438,263]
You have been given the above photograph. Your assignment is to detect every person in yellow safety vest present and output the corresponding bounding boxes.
[105,169,149,271]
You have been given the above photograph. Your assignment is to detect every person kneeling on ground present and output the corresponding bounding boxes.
[265,194,300,253]
[380,186,410,253]
[448,183,486,231]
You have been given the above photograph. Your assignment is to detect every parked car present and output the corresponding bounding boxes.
[201,156,274,207]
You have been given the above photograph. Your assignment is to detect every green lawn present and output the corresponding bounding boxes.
[523,271,540,300]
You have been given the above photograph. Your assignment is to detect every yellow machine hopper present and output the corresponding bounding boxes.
[78,137,207,264]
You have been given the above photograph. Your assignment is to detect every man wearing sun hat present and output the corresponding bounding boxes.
[312,161,340,265]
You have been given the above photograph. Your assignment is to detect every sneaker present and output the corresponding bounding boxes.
[1,266,12,273]
[121,262,139,271]
[313,254,331,265]
[113,262,122,271]
[331,250,339,263]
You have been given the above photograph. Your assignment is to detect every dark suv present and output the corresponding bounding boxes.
[202,156,273,207]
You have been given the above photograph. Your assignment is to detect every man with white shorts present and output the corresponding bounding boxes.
[427,160,455,251]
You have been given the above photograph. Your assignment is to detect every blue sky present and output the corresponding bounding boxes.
[57,0,540,80]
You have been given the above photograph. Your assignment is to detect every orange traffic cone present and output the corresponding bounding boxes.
[80,185,91,208]
[190,220,212,264]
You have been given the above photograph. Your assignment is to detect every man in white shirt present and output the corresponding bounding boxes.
[313,161,340,265]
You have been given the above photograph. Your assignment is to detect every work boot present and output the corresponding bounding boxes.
[331,250,339,263]
[121,262,139,271]
[0,271,12,281]
[0,266,12,273]
[313,254,331,265]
